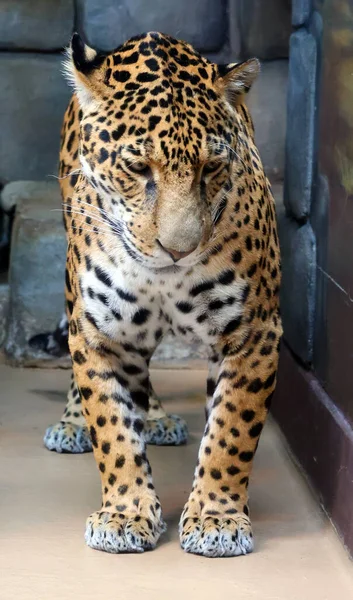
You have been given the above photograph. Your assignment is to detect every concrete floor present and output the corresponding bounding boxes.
[0,364,352,600]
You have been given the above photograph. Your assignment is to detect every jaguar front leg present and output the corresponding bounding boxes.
[44,373,92,453]
[70,317,166,553]
[180,326,280,557]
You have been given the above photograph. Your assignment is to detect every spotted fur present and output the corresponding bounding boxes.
[50,32,282,557]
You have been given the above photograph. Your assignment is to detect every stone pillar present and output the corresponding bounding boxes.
[279,0,323,365]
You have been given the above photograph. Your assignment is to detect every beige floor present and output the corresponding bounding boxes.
[0,364,352,600]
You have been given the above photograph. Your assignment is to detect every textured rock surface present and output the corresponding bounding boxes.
[284,30,317,220]
[5,182,67,364]
[76,0,227,53]
[1,181,63,212]
[292,0,313,27]
[237,0,291,59]
[278,210,316,365]
[0,0,73,51]
[248,60,288,180]
[152,335,207,367]
[0,54,71,183]
[0,282,9,347]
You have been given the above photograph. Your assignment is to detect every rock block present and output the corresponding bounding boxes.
[5,181,67,364]
[0,0,74,51]
[237,0,291,59]
[0,282,9,347]
[284,30,317,219]
[292,0,313,27]
[248,60,288,179]
[278,212,316,364]
[0,54,71,183]
[76,0,227,53]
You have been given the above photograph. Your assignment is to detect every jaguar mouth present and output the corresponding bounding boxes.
[120,228,201,272]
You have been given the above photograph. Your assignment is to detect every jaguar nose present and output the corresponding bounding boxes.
[156,240,197,262]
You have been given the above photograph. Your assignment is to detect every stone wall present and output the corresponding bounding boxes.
[279,0,321,365]
[0,2,73,183]
[0,0,291,185]
[0,0,291,364]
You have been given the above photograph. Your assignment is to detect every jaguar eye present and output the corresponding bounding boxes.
[127,161,151,177]
[203,160,222,176]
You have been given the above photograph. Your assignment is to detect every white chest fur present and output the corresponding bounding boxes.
[80,248,246,349]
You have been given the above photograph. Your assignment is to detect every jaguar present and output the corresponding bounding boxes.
[33,31,282,557]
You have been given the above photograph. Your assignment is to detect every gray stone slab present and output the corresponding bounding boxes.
[76,0,227,53]
[237,0,291,59]
[284,30,317,220]
[292,0,313,27]
[0,0,74,51]
[152,334,206,367]
[278,213,316,364]
[5,182,66,364]
[0,54,71,183]
[247,60,288,179]
[1,181,62,212]
[309,9,323,44]
[0,282,9,347]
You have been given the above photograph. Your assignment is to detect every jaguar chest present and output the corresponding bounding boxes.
[79,254,248,349]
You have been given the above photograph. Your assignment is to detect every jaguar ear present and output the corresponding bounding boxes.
[63,33,107,109]
[217,58,260,105]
